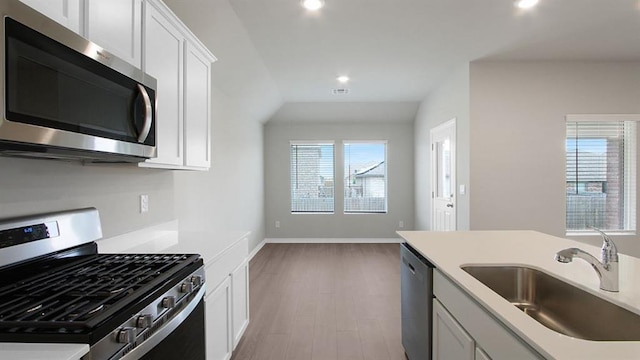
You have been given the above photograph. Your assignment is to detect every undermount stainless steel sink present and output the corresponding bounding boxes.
[461,265,640,341]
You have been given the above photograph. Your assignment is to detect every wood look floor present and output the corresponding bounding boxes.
[231,243,404,360]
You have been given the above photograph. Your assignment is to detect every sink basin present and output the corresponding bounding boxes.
[461,265,640,341]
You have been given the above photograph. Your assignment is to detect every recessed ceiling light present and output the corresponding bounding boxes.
[515,0,539,9]
[337,75,350,83]
[302,0,324,11]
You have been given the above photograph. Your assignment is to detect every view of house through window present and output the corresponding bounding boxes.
[565,117,637,232]
[344,142,387,213]
[290,142,334,213]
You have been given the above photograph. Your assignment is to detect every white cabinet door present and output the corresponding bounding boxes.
[84,0,142,68]
[433,299,474,360]
[476,347,492,360]
[184,41,212,169]
[20,0,81,33]
[231,260,249,349]
[142,2,184,167]
[206,277,233,360]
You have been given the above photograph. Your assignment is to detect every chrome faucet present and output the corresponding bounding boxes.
[555,228,619,292]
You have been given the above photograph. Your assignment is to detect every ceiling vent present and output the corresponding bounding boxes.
[332,88,350,95]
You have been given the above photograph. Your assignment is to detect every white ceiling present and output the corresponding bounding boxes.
[228,0,640,104]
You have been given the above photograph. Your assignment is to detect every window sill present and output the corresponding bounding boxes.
[566,231,637,237]
[291,212,335,215]
[344,212,388,214]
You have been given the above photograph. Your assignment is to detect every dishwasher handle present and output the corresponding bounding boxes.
[407,262,416,275]
[402,256,422,280]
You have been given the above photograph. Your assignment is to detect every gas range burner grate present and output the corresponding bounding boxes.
[0,253,200,334]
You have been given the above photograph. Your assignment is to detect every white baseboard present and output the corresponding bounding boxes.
[248,239,266,261]
[265,238,403,244]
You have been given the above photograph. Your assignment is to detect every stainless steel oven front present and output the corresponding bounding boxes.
[0,208,207,360]
[130,296,206,360]
[108,269,207,360]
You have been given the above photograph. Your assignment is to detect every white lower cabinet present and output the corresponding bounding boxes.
[231,260,250,349]
[204,235,250,358]
[433,299,474,360]
[206,277,233,360]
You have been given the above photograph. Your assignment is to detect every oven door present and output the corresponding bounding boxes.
[2,15,157,160]
[121,288,206,360]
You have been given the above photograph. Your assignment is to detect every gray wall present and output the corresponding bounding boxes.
[174,86,266,255]
[469,61,640,256]
[414,64,471,230]
[164,0,281,254]
[0,158,175,239]
[264,120,414,239]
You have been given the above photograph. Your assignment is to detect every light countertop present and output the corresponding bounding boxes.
[96,220,251,266]
[0,343,89,360]
[398,230,640,360]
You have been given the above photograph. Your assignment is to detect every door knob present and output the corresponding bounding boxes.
[446,203,454,208]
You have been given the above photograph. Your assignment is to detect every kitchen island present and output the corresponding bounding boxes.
[398,230,640,360]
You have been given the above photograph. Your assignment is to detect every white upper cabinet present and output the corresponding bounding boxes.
[21,0,216,171]
[184,41,212,169]
[142,1,185,167]
[19,0,82,33]
[84,0,142,68]
[141,0,215,171]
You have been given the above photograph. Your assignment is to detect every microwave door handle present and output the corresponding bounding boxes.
[136,84,153,143]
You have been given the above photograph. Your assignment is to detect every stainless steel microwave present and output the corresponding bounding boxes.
[0,0,157,162]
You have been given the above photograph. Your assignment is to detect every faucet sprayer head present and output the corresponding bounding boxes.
[555,248,578,263]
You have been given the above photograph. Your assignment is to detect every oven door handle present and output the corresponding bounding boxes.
[120,284,206,360]
[136,84,153,143]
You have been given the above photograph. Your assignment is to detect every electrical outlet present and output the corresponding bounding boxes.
[399,220,404,228]
[140,194,149,213]
[275,221,280,228]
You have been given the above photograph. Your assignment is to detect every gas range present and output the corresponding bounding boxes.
[0,208,206,360]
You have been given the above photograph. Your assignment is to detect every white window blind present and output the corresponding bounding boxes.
[344,142,387,213]
[290,143,334,213]
[566,119,636,232]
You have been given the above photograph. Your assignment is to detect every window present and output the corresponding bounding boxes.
[344,142,387,213]
[566,116,637,232]
[290,142,334,213]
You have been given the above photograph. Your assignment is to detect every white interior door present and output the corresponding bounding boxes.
[431,119,456,231]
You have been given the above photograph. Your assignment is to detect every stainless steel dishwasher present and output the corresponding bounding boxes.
[401,242,434,360]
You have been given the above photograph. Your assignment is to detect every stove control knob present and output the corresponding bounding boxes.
[180,281,194,293]
[136,314,153,329]
[190,275,204,287]
[161,296,176,309]
[116,327,136,344]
